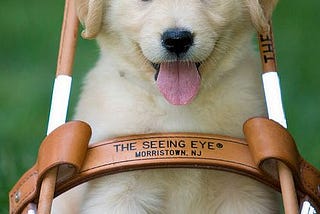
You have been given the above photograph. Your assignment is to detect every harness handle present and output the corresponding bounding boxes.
[258,25,299,213]
[35,0,79,213]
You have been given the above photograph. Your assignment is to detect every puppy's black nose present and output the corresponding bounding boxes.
[161,28,193,56]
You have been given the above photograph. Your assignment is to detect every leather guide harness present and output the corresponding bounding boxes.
[9,0,320,213]
[9,119,320,213]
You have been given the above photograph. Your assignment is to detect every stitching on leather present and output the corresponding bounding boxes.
[80,156,258,173]
[301,161,320,200]
[10,171,38,213]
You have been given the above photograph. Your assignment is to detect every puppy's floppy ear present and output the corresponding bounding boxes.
[76,0,105,39]
[246,0,278,32]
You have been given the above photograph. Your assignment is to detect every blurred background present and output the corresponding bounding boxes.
[0,0,319,212]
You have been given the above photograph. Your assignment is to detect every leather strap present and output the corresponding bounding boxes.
[244,118,320,211]
[9,119,320,213]
[9,121,91,214]
[244,117,299,179]
[55,0,79,77]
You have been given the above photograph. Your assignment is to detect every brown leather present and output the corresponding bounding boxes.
[56,0,79,76]
[259,25,301,213]
[243,117,299,180]
[9,121,91,214]
[244,117,320,211]
[9,119,320,213]
[300,162,320,211]
[57,132,279,194]
[258,24,277,73]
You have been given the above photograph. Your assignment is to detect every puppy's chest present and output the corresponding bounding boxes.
[144,98,249,136]
[94,92,253,139]
[78,72,264,141]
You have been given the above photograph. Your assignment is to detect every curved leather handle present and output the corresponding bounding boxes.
[9,121,91,214]
[244,117,320,211]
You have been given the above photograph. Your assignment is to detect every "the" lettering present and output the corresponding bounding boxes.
[260,34,275,63]
[113,142,137,152]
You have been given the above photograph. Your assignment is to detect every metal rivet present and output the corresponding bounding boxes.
[15,191,20,203]
[216,143,223,149]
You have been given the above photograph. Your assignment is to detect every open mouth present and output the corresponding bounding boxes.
[152,61,202,105]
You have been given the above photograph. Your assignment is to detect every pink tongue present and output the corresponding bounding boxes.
[156,61,200,105]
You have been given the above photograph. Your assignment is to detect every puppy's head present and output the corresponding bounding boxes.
[76,0,277,105]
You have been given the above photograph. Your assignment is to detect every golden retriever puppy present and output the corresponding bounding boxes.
[53,0,279,213]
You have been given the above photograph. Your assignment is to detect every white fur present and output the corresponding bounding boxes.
[52,0,279,213]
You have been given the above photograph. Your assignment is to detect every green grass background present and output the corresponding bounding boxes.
[0,0,319,212]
